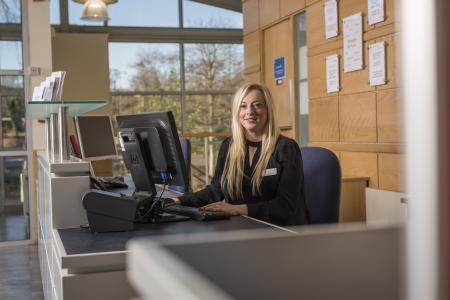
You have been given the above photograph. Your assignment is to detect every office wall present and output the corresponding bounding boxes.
[242,0,404,192]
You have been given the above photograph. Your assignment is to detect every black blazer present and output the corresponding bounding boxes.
[179,135,309,226]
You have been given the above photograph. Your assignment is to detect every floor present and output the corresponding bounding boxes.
[0,244,43,300]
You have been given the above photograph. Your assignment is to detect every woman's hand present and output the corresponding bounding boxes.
[201,202,248,216]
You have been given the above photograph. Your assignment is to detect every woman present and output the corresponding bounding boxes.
[173,83,309,226]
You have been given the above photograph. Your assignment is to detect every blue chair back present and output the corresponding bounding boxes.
[301,147,341,224]
[169,138,191,193]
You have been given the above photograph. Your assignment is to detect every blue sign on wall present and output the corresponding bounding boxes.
[274,57,285,80]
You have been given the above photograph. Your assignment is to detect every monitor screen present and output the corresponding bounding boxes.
[75,115,117,161]
[116,111,189,192]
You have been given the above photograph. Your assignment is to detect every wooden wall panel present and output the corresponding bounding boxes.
[244,71,261,83]
[306,0,321,6]
[309,97,339,141]
[340,42,374,95]
[375,0,395,28]
[243,0,259,35]
[244,31,261,73]
[306,1,328,49]
[379,153,405,192]
[259,0,280,28]
[263,19,294,128]
[377,88,404,143]
[373,33,398,90]
[308,50,341,99]
[280,0,306,18]
[340,151,378,188]
[339,0,369,32]
[340,92,377,142]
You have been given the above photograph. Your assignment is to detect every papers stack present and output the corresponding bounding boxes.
[32,71,66,101]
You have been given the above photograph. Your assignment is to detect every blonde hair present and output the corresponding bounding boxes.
[221,83,280,199]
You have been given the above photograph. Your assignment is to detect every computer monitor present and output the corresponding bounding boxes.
[116,111,189,194]
[75,115,117,161]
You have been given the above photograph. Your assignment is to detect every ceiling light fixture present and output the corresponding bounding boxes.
[80,0,110,22]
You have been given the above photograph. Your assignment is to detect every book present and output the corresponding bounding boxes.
[70,135,82,158]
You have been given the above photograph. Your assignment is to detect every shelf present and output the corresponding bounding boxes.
[26,100,108,119]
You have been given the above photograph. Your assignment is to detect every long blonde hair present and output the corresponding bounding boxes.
[221,83,280,199]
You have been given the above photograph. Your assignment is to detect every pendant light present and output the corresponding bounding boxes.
[80,0,110,22]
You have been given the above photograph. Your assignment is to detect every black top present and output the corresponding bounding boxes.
[180,135,309,226]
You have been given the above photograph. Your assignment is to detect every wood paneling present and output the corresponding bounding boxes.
[308,141,404,154]
[306,1,328,49]
[340,92,377,142]
[375,0,395,28]
[306,0,321,6]
[259,0,280,28]
[243,0,259,35]
[379,153,405,192]
[308,50,341,99]
[377,88,404,143]
[340,0,369,32]
[374,34,398,90]
[309,97,339,141]
[244,31,261,73]
[263,19,294,128]
[340,151,379,188]
[244,71,262,83]
[340,42,374,95]
[280,0,306,18]
[340,177,369,222]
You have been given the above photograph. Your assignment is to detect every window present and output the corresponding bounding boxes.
[183,0,242,29]
[50,0,60,25]
[0,0,21,23]
[0,41,23,70]
[296,13,308,147]
[0,1,28,242]
[108,0,179,27]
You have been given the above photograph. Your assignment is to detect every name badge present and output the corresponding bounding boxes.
[263,168,277,176]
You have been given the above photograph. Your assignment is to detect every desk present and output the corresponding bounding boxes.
[52,217,278,300]
[36,152,286,300]
[129,224,402,300]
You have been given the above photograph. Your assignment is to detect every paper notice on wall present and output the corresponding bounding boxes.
[326,54,340,93]
[369,42,386,86]
[343,13,363,72]
[368,0,385,25]
[324,0,338,39]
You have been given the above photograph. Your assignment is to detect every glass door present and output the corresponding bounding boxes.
[0,1,30,242]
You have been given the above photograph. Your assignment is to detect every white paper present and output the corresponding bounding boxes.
[51,71,66,100]
[343,13,363,72]
[324,0,338,39]
[369,42,386,86]
[368,0,385,25]
[42,77,55,101]
[32,86,44,101]
[326,54,340,93]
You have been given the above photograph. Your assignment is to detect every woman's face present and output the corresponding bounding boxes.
[239,89,268,136]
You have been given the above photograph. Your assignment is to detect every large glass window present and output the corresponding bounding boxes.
[50,0,60,25]
[108,0,179,27]
[0,41,23,70]
[109,43,180,92]
[183,0,242,28]
[0,0,21,23]
[0,76,25,150]
[184,43,243,91]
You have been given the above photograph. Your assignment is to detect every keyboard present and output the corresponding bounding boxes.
[161,204,233,221]
[99,177,129,188]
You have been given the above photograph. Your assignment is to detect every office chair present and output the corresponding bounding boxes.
[169,138,191,193]
[300,147,341,224]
